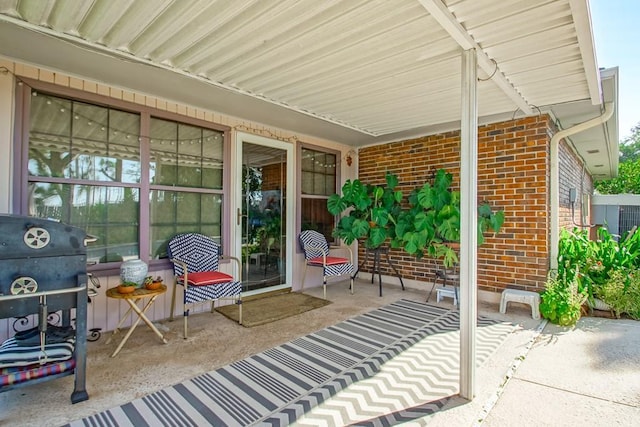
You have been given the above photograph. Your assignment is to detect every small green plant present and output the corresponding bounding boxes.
[540,271,587,326]
[595,269,640,319]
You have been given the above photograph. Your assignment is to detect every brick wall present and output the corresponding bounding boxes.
[558,140,593,230]
[358,115,554,293]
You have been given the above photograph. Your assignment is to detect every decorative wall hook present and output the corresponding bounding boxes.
[345,149,357,167]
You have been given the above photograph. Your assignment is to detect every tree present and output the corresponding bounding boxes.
[594,160,640,194]
[594,121,640,194]
[619,122,640,163]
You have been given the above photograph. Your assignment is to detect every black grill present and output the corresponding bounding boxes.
[0,214,90,403]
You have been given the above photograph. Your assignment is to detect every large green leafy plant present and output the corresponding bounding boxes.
[327,172,402,249]
[390,169,504,268]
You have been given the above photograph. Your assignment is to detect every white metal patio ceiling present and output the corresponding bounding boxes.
[0,0,618,177]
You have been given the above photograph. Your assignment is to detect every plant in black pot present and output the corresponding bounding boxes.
[327,172,403,249]
[390,169,504,268]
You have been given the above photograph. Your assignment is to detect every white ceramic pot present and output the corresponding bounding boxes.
[120,259,148,286]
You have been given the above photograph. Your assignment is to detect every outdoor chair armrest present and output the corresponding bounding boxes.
[220,255,242,282]
[169,257,190,290]
[329,245,353,263]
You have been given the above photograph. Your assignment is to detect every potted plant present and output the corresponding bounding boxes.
[144,276,163,290]
[117,281,138,294]
[327,171,403,249]
[390,169,504,268]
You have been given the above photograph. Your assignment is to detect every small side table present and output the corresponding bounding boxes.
[106,285,169,357]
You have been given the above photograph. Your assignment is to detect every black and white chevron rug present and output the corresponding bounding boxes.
[68,300,515,427]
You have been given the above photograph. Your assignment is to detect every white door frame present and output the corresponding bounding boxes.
[233,132,294,296]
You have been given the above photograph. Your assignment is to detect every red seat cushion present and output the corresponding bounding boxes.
[308,256,349,266]
[179,271,234,286]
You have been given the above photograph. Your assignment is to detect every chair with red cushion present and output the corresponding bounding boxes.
[299,230,354,299]
[168,233,242,338]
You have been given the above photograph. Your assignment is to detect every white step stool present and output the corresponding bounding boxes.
[249,252,265,267]
[500,288,540,319]
[436,287,458,306]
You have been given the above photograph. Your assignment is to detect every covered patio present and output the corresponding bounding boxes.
[0,279,543,426]
[0,0,620,424]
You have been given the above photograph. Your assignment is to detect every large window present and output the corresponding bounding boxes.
[300,147,337,242]
[25,88,226,268]
[149,118,224,259]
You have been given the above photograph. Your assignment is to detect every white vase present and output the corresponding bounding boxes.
[120,259,148,286]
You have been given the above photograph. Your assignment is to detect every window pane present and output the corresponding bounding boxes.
[300,148,337,243]
[301,173,313,194]
[300,148,336,196]
[29,94,141,183]
[151,118,223,189]
[28,182,139,264]
[29,93,72,178]
[202,129,224,189]
[27,90,228,265]
[150,190,222,258]
[177,124,202,187]
[301,197,334,242]
[150,118,178,186]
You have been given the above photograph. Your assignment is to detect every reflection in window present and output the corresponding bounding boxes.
[300,147,337,242]
[28,182,139,264]
[29,94,141,183]
[26,91,227,266]
[150,118,223,189]
[150,191,222,259]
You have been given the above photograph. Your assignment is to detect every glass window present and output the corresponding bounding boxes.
[26,90,226,267]
[300,147,338,242]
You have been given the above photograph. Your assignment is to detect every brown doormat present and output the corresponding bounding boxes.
[216,292,331,327]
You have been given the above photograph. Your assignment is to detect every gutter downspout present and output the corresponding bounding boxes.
[549,102,614,269]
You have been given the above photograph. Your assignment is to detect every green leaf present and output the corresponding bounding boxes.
[417,183,434,209]
[385,172,399,189]
[371,207,389,226]
[327,194,346,215]
[490,210,505,232]
[368,226,388,248]
[372,186,384,202]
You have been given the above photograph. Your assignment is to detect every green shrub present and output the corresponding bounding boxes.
[540,272,587,326]
[595,269,640,319]
[558,227,640,303]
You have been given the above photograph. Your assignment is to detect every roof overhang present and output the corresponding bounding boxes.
[547,67,619,180]
[0,0,616,171]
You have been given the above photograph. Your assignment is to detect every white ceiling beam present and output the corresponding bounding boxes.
[568,0,602,105]
[417,0,533,114]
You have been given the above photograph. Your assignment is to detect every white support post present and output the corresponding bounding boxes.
[0,64,14,213]
[459,48,478,400]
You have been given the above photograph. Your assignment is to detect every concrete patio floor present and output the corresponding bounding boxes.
[1,278,638,426]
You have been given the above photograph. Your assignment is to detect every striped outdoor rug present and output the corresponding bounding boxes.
[68,300,515,426]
